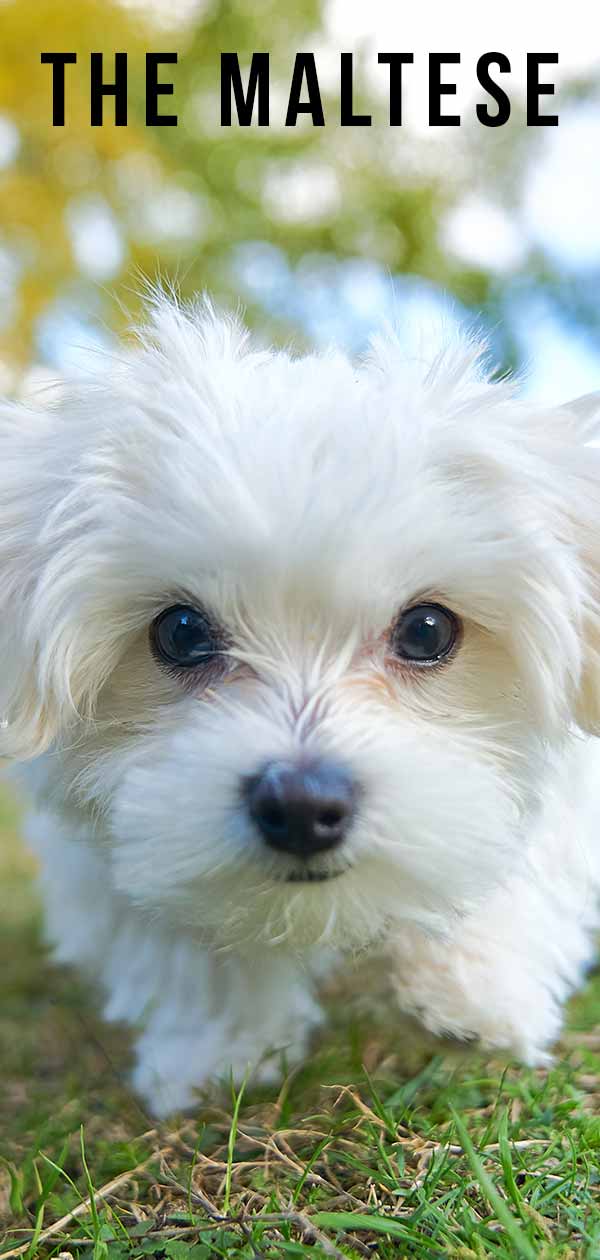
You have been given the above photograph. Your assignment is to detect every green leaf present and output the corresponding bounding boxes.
[165,1243,211,1259]
[311,1210,440,1247]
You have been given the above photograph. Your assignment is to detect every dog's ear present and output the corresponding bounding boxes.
[0,297,252,764]
[0,399,68,760]
[557,391,600,733]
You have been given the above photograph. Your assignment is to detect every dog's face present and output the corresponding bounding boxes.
[2,299,600,947]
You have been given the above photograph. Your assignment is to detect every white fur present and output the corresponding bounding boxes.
[2,295,600,1114]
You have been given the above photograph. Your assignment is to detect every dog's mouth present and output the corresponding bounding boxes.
[285,864,352,884]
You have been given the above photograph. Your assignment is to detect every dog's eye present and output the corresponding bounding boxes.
[390,603,459,665]
[151,605,221,669]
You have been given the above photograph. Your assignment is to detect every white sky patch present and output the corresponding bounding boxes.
[523,104,600,270]
[134,185,208,242]
[117,0,212,28]
[442,197,528,272]
[0,115,20,169]
[67,198,125,280]
[263,163,341,224]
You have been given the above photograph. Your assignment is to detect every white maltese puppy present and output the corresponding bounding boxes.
[2,296,600,1115]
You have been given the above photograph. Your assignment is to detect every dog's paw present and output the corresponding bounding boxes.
[132,1006,322,1116]
[389,926,563,1065]
[131,1024,228,1115]
[227,1012,322,1085]
[132,1054,201,1116]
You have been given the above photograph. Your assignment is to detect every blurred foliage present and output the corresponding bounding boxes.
[0,0,599,370]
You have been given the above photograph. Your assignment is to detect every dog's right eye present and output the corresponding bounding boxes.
[390,602,460,665]
[151,605,222,669]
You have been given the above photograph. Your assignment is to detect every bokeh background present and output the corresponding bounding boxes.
[0,0,599,403]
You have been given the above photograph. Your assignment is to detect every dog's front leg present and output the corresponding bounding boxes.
[29,810,324,1114]
[388,852,599,1063]
[131,943,324,1115]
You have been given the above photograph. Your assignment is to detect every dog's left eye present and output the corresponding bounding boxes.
[390,603,459,665]
[151,605,221,668]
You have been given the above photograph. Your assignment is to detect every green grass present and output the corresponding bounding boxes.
[1,782,600,1259]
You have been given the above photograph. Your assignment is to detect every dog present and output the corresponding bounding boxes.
[1,294,600,1115]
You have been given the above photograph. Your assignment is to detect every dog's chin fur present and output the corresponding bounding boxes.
[3,293,600,1113]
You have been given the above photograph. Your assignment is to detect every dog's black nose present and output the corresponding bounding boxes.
[245,760,357,857]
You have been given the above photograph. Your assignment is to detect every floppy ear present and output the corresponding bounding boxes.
[558,391,600,733]
[0,399,69,760]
